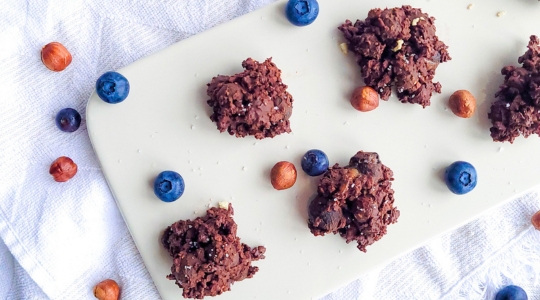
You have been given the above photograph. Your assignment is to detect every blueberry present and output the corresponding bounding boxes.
[55,108,81,132]
[96,71,130,104]
[495,285,528,300]
[301,149,329,176]
[285,0,319,26]
[444,161,477,195]
[154,171,185,202]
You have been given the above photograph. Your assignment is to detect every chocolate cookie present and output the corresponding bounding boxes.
[308,151,399,252]
[339,6,451,107]
[206,58,293,139]
[161,203,266,299]
[488,35,540,143]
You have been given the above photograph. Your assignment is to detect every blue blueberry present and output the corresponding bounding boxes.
[285,0,319,26]
[495,285,528,300]
[154,171,185,202]
[55,108,81,132]
[301,149,329,176]
[444,161,477,195]
[96,71,130,104]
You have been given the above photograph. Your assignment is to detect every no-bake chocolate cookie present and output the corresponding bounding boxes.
[339,6,451,107]
[206,58,293,139]
[488,35,540,143]
[308,151,399,252]
[161,203,266,299]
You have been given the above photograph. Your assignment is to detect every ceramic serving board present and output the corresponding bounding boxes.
[86,0,540,299]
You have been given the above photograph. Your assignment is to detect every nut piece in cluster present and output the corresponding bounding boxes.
[41,42,72,72]
[448,90,476,118]
[392,39,404,52]
[270,161,297,190]
[531,210,540,230]
[49,156,78,182]
[350,86,379,112]
[93,279,120,300]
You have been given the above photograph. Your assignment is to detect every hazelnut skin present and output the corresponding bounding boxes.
[448,90,476,118]
[49,156,78,182]
[531,210,540,230]
[41,42,72,72]
[93,279,120,300]
[270,161,297,190]
[350,86,379,112]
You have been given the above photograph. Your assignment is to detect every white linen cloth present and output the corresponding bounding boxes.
[1,0,540,299]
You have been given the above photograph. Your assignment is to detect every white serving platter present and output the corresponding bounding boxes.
[86,0,540,299]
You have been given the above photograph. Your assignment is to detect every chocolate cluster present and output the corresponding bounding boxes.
[339,6,451,107]
[162,204,265,299]
[207,58,293,139]
[489,35,540,143]
[308,151,400,252]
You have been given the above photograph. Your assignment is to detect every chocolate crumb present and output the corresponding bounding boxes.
[338,6,451,107]
[161,203,266,299]
[308,151,399,252]
[488,35,540,143]
[206,58,293,139]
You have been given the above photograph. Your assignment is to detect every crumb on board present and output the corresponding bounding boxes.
[339,43,348,55]
[467,4,473,10]
[497,11,506,17]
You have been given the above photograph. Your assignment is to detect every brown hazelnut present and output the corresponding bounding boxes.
[41,42,72,72]
[270,161,297,190]
[350,86,379,112]
[49,156,78,182]
[531,210,540,230]
[448,90,476,118]
[93,279,120,300]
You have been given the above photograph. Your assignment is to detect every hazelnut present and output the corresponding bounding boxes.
[41,42,72,72]
[531,210,540,230]
[49,156,78,182]
[93,279,120,300]
[448,90,476,118]
[270,161,297,190]
[350,86,379,112]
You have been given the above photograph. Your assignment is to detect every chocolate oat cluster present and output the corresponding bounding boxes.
[488,35,540,143]
[339,6,451,107]
[308,151,400,252]
[206,58,293,139]
[161,204,266,299]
